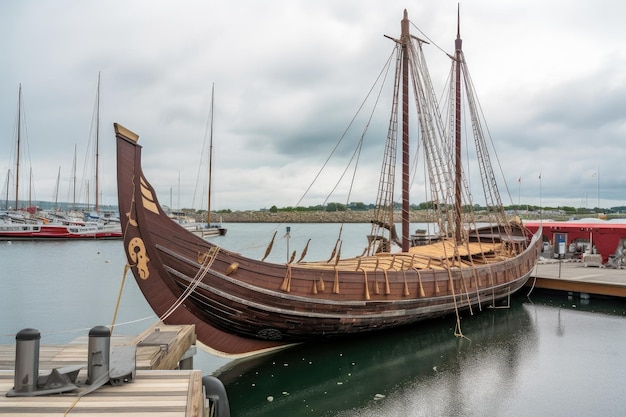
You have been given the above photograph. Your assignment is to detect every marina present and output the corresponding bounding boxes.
[2,2,626,416]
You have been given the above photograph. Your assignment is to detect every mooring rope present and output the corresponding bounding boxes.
[64,397,81,416]
[110,264,130,335]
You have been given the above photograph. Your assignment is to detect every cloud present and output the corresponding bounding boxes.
[1,0,625,212]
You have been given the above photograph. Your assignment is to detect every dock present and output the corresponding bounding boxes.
[0,322,224,417]
[527,259,626,298]
[0,369,205,416]
[0,322,197,372]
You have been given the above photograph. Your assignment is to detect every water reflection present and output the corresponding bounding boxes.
[524,290,626,318]
[217,298,536,417]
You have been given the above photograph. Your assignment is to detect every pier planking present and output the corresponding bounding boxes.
[527,260,626,298]
[0,369,204,417]
[0,323,206,417]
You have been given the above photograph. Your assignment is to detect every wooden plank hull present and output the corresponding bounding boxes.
[115,125,542,356]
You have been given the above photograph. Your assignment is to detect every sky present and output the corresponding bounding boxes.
[1,0,625,212]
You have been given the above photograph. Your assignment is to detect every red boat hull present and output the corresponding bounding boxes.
[0,223,122,240]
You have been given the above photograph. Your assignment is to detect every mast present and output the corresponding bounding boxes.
[28,167,32,209]
[400,10,410,252]
[72,144,77,210]
[95,72,101,213]
[207,84,215,226]
[4,170,9,210]
[54,166,61,210]
[453,6,463,243]
[15,84,22,210]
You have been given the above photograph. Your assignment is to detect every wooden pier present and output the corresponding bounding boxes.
[0,322,214,417]
[0,369,205,416]
[527,259,626,298]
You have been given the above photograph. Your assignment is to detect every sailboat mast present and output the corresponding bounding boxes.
[95,72,101,213]
[15,84,22,210]
[4,170,9,210]
[73,144,77,210]
[400,10,410,252]
[207,84,214,226]
[454,7,463,243]
[54,166,61,210]
[28,167,32,209]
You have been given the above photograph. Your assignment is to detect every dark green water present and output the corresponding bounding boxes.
[217,291,626,416]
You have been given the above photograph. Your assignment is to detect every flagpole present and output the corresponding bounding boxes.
[597,165,600,210]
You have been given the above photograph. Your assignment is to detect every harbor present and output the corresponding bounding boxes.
[1,231,626,416]
[2,1,626,416]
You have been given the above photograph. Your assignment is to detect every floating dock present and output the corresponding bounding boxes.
[527,259,626,298]
[0,322,224,417]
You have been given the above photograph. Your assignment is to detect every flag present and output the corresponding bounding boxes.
[538,173,542,179]
[518,177,521,183]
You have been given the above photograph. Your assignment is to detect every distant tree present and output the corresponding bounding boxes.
[326,202,346,212]
[349,202,367,211]
[269,205,278,213]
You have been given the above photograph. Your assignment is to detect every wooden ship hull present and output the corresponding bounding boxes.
[115,124,541,356]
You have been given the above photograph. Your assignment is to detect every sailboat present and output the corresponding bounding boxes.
[189,84,227,238]
[72,73,121,233]
[114,10,541,357]
[8,84,26,213]
[0,79,122,240]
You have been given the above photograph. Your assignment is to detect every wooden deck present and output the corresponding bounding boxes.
[0,322,197,372]
[0,323,209,417]
[0,369,204,417]
[527,259,626,298]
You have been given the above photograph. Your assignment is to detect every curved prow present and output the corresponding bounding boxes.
[114,123,140,144]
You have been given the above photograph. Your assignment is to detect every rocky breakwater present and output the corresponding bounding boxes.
[215,210,433,223]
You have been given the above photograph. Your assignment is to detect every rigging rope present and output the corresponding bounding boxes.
[159,246,220,322]
[293,50,396,209]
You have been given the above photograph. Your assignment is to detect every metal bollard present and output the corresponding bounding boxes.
[12,328,41,394]
[87,326,110,385]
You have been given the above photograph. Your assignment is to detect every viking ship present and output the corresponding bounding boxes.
[115,10,542,357]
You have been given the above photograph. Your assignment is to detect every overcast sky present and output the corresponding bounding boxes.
[1,0,625,212]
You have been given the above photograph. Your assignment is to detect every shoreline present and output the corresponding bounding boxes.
[210,210,552,224]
